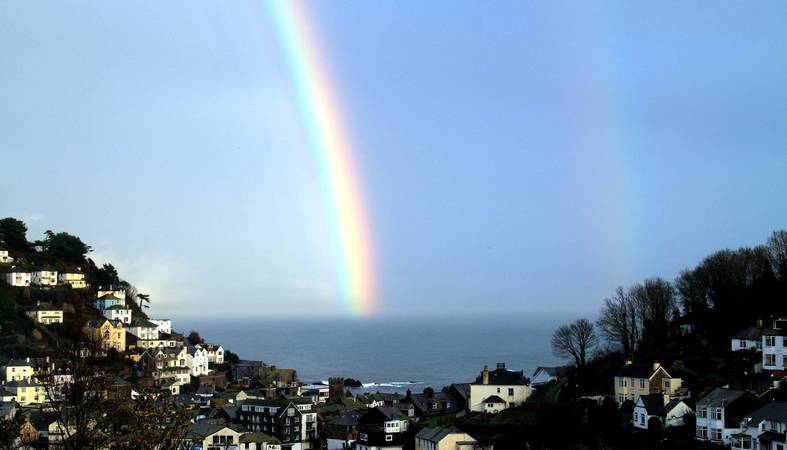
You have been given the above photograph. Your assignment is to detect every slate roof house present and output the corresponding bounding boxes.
[468,363,531,413]
[732,326,766,352]
[356,406,409,450]
[325,410,362,450]
[408,389,463,418]
[632,394,694,430]
[614,361,682,404]
[237,398,318,448]
[731,400,787,450]
[531,367,563,386]
[695,387,758,445]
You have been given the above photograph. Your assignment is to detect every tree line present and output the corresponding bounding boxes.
[553,230,787,372]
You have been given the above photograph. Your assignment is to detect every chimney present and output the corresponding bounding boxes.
[497,362,506,370]
[625,358,633,366]
[652,361,661,371]
[482,366,489,385]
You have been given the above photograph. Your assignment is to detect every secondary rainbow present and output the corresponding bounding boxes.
[266,0,376,315]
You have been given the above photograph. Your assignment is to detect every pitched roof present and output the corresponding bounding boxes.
[616,363,672,379]
[239,432,279,444]
[697,388,746,407]
[330,410,363,426]
[409,391,460,413]
[29,302,60,311]
[97,293,123,300]
[734,326,767,340]
[746,401,787,425]
[638,394,667,415]
[3,359,33,368]
[472,366,528,386]
[186,422,234,439]
[482,395,506,404]
[534,366,562,377]
[416,426,468,443]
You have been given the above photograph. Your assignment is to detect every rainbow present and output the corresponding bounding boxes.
[266,0,376,315]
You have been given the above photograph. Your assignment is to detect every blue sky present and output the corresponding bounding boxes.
[1,1,786,317]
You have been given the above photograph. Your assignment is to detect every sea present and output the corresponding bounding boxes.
[175,313,570,393]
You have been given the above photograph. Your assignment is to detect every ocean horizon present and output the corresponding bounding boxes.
[175,313,574,393]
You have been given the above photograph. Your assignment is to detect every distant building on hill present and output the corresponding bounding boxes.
[415,426,488,450]
[695,387,757,446]
[1,359,33,383]
[633,394,693,430]
[730,400,787,450]
[94,293,125,310]
[149,319,172,335]
[468,363,531,413]
[30,268,57,286]
[58,267,87,289]
[26,302,63,325]
[531,366,563,386]
[0,250,13,264]
[83,318,126,353]
[102,304,132,324]
[614,361,682,404]
[3,266,31,287]
[237,398,318,446]
[762,319,787,372]
[127,318,160,340]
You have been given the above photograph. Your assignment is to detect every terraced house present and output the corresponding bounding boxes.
[58,268,87,288]
[238,398,318,449]
[26,302,63,325]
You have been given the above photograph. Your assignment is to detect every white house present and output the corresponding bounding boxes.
[58,268,87,289]
[2,359,33,383]
[149,319,172,335]
[184,423,242,450]
[3,267,31,287]
[26,302,64,325]
[633,394,693,430]
[203,343,225,364]
[2,379,47,406]
[469,363,531,413]
[102,305,132,325]
[186,345,210,376]
[31,269,58,286]
[127,319,160,341]
[96,287,125,299]
[696,388,756,445]
[731,401,787,450]
[531,367,561,386]
[762,327,787,371]
[0,250,13,264]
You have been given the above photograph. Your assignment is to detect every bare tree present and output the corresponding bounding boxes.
[597,286,640,355]
[767,230,787,283]
[551,318,598,368]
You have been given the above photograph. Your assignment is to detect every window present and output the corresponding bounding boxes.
[664,380,671,389]
[497,387,500,393]
[711,428,722,441]
[359,433,368,442]
[713,408,722,420]
[618,378,624,387]
[508,388,514,396]
[697,407,707,418]
[696,426,708,439]
[385,435,393,442]
[766,336,776,347]
[639,379,645,389]
[766,354,777,366]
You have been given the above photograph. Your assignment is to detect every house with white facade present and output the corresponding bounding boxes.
[696,388,757,445]
[102,305,132,325]
[633,394,693,430]
[31,268,58,286]
[531,367,562,386]
[3,267,31,287]
[184,423,242,450]
[26,303,64,325]
[762,325,787,371]
[141,347,190,387]
[127,318,160,341]
[732,326,765,352]
[149,319,172,335]
[2,360,33,383]
[186,345,210,376]
[58,268,87,289]
[469,363,531,413]
[731,400,787,450]
[1,379,47,406]
[0,250,13,264]
[203,343,225,364]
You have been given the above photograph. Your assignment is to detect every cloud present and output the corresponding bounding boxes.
[90,248,194,317]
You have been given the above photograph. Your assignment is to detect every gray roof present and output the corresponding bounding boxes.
[187,422,232,439]
[746,401,787,425]
[330,410,362,426]
[482,395,506,404]
[638,394,667,415]
[416,427,469,443]
[697,388,746,407]
[733,326,766,340]
[472,366,528,386]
